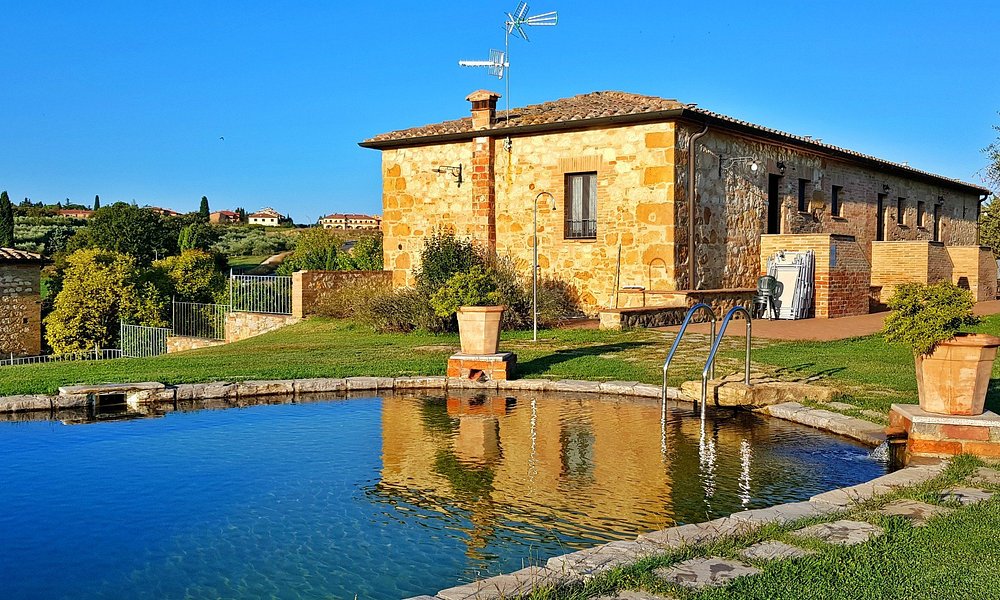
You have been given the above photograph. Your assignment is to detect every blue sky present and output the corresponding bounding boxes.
[0,1,996,223]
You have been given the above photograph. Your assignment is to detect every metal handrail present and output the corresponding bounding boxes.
[700,306,752,418]
[661,303,718,403]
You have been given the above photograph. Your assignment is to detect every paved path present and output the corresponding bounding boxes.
[655,300,1000,342]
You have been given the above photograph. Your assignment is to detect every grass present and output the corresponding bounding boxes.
[226,255,270,273]
[529,455,1000,600]
[0,319,756,396]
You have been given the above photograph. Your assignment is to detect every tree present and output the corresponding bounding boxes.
[93,195,100,210]
[75,202,169,263]
[979,198,1000,257]
[275,228,342,275]
[235,207,247,223]
[153,249,226,303]
[199,196,210,222]
[44,249,167,353]
[177,222,218,252]
[0,191,14,247]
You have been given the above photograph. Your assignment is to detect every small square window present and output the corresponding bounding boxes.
[831,185,843,217]
[897,197,906,225]
[564,172,597,239]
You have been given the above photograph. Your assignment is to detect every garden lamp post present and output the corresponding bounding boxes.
[533,191,554,342]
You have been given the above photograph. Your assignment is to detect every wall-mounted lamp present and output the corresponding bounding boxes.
[882,184,891,193]
[432,164,463,187]
[937,195,945,204]
[719,155,760,177]
[776,161,786,175]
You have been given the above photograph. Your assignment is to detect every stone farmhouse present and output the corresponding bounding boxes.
[318,213,382,230]
[361,90,992,323]
[210,210,240,224]
[0,248,45,357]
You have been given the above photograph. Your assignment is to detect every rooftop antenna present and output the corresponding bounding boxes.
[502,2,558,125]
[458,3,558,150]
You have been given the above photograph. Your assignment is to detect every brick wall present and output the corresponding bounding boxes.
[0,264,42,357]
[872,241,995,303]
[760,233,870,318]
[291,270,392,318]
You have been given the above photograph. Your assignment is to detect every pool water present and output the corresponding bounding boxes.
[0,392,886,599]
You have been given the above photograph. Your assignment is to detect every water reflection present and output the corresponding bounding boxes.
[375,391,883,571]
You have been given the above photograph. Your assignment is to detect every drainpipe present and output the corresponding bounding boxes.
[687,124,709,290]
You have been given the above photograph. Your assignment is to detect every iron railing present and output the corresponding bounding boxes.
[229,274,293,315]
[172,301,229,340]
[564,219,597,239]
[120,323,171,358]
[0,348,123,367]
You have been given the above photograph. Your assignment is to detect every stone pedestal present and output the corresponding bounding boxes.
[447,352,516,381]
[889,403,1000,462]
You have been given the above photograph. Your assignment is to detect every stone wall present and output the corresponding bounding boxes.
[0,264,42,356]
[760,234,871,318]
[871,242,996,303]
[678,124,981,291]
[291,270,392,318]
[225,312,300,343]
[382,123,678,311]
[166,335,226,353]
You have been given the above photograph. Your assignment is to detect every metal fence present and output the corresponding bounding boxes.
[120,323,171,358]
[172,301,229,340]
[0,348,123,367]
[230,274,293,315]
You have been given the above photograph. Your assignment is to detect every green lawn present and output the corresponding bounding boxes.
[226,255,270,273]
[530,455,1000,600]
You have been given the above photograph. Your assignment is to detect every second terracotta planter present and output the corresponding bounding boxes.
[915,333,1000,416]
[456,306,505,355]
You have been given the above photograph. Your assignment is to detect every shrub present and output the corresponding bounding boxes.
[429,266,503,317]
[361,287,448,333]
[312,276,392,319]
[336,235,383,271]
[882,281,979,355]
[275,228,344,275]
[152,249,227,303]
[45,249,168,353]
[414,230,484,293]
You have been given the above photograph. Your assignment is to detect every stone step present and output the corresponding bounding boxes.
[680,375,838,407]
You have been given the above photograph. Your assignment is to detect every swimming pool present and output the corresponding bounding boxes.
[0,392,886,599]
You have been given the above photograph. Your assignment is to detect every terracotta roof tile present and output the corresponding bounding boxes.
[361,91,989,194]
[0,248,45,262]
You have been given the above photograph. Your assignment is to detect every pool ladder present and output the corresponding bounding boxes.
[661,304,753,418]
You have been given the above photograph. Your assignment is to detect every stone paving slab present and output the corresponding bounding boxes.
[861,409,887,421]
[811,465,944,508]
[938,487,994,505]
[876,499,952,525]
[739,540,817,562]
[546,539,666,579]
[436,566,568,600]
[825,401,857,411]
[653,557,760,589]
[789,520,883,546]
[970,467,1000,487]
[593,591,677,600]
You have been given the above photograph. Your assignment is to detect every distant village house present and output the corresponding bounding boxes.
[56,208,93,219]
[249,207,283,227]
[210,210,240,224]
[362,90,992,322]
[318,213,382,230]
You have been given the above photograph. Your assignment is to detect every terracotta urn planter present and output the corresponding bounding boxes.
[456,306,504,355]
[915,333,1000,416]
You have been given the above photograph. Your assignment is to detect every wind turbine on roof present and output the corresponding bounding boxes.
[458,2,558,136]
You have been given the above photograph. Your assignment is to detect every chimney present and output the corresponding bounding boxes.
[466,90,501,130]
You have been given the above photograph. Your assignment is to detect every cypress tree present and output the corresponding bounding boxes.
[94,194,101,210]
[0,191,14,247]
[199,196,210,221]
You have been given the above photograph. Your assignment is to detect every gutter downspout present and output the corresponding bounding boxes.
[687,124,709,290]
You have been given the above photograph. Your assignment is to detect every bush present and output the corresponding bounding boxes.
[45,249,168,353]
[414,230,484,293]
[882,281,979,355]
[152,249,227,303]
[337,235,383,271]
[361,287,448,333]
[275,228,344,275]
[312,276,392,319]
[429,266,502,317]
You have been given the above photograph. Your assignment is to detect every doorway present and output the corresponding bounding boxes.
[876,194,886,241]
[767,174,782,234]
[933,204,942,242]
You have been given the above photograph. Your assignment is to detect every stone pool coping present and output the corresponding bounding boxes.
[0,377,684,413]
